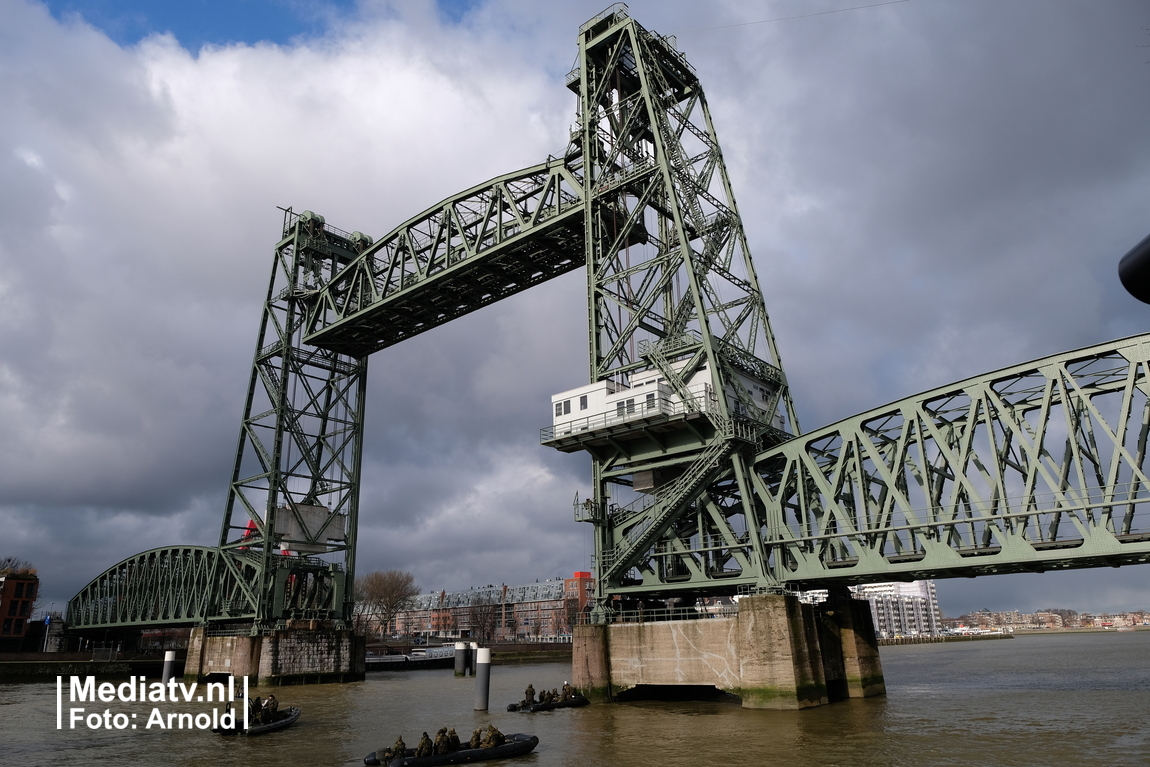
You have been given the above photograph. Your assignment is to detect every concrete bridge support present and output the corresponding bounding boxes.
[572,592,884,709]
[185,625,365,685]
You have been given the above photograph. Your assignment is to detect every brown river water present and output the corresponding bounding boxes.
[3,631,1149,767]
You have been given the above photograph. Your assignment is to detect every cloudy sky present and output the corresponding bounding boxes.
[3,0,1149,618]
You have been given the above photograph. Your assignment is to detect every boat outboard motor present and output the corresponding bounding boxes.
[1118,232,1150,304]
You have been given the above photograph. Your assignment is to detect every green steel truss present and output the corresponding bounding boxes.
[302,159,585,356]
[756,335,1150,588]
[68,545,351,630]
[68,547,220,628]
[67,5,1150,630]
[212,210,368,627]
[556,7,797,617]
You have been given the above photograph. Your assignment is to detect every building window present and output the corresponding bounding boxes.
[1,619,10,634]
[14,583,23,598]
[579,395,588,410]
[25,584,35,599]
[555,402,562,417]
[645,393,655,410]
[563,400,571,415]
[7,602,17,616]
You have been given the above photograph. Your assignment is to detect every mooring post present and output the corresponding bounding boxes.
[473,647,491,710]
[454,642,467,677]
[468,641,478,676]
[161,650,176,684]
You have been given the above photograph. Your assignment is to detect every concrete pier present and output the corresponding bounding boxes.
[572,593,884,709]
[185,626,365,685]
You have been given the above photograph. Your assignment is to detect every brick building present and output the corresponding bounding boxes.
[0,570,39,650]
[387,571,594,642]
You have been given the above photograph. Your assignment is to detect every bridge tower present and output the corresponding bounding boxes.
[214,210,369,629]
[543,7,799,617]
[545,6,878,711]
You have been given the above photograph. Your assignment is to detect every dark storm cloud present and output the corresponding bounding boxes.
[2,0,1148,614]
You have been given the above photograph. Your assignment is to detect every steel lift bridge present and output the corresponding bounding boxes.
[70,6,1150,633]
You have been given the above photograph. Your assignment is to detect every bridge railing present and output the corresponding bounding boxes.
[575,605,739,625]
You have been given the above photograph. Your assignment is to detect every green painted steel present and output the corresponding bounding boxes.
[67,546,220,628]
[755,334,1150,588]
[211,210,364,626]
[67,544,350,630]
[593,333,1150,598]
[68,5,1150,630]
[559,6,798,619]
[303,160,585,357]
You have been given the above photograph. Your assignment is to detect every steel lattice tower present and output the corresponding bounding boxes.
[542,7,800,616]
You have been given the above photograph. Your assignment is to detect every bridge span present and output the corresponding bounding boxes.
[67,6,1150,703]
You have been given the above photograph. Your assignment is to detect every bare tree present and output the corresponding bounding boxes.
[564,597,581,632]
[468,594,499,643]
[0,556,34,574]
[355,570,420,638]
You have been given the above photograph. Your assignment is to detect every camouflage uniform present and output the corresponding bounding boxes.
[469,729,483,749]
[447,727,461,751]
[415,732,433,757]
[434,727,449,755]
[480,725,505,749]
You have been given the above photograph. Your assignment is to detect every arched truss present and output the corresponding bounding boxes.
[756,335,1150,587]
[67,546,220,629]
[67,546,351,630]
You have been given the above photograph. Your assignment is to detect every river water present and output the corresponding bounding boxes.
[5,631,1149,767]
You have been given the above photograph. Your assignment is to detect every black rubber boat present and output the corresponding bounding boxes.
[506,694,589,713]
[213,706,300,736]
[364,733,539,766]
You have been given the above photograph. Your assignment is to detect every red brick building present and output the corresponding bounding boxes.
[0,571,39,648]
[386,572,594,643]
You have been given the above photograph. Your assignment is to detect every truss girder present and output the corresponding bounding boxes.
[67,546,221,629]
[303,159,587,357]
[755,335,1150,587]
[66,547,349,629]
